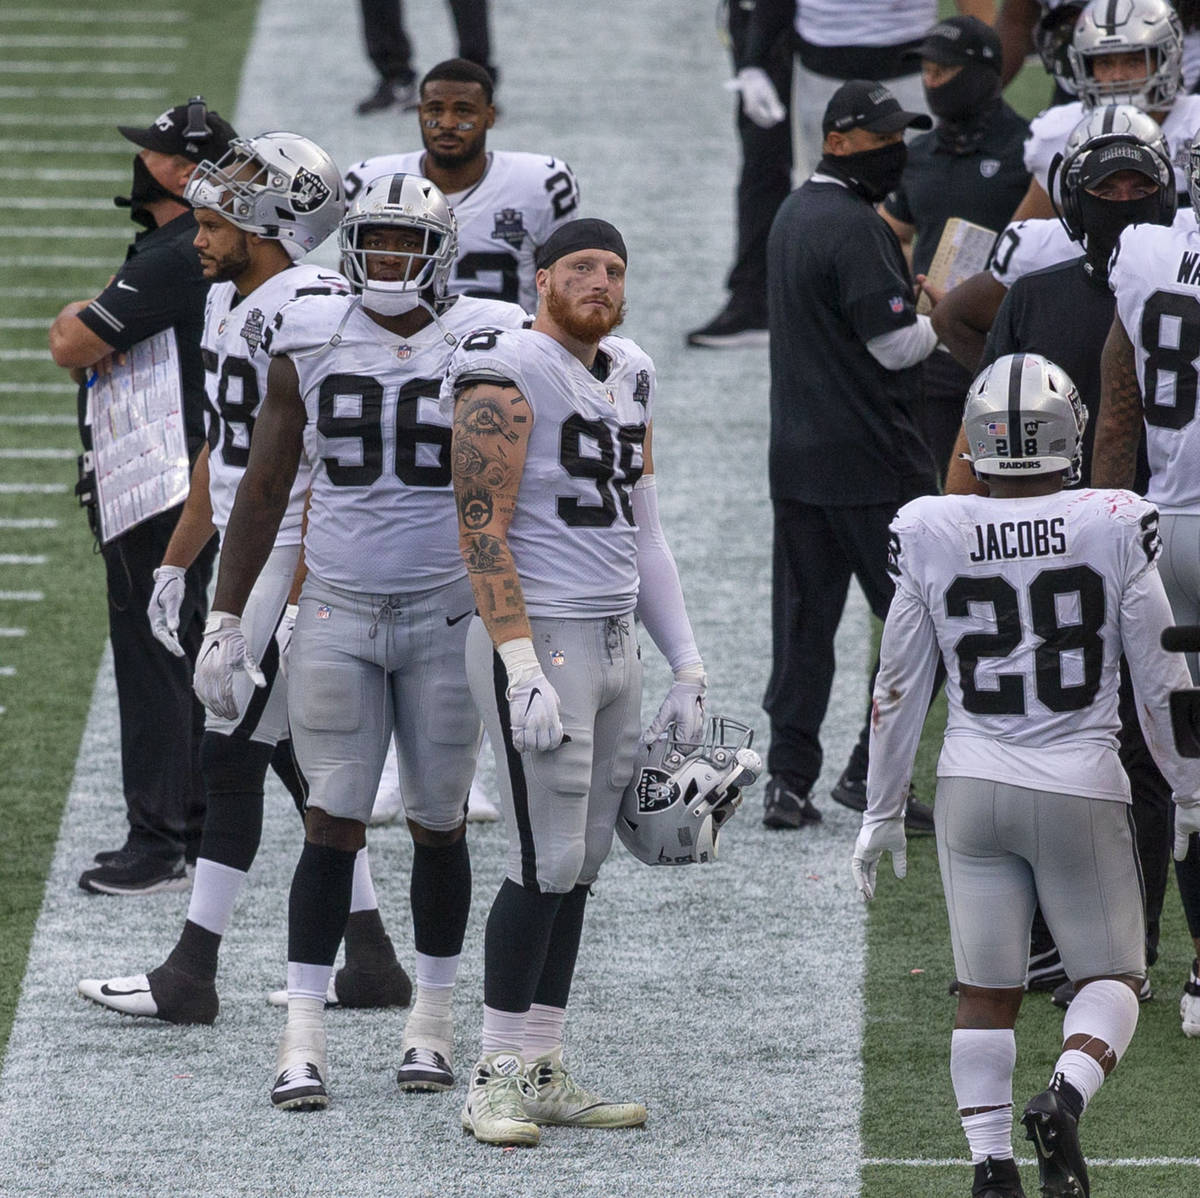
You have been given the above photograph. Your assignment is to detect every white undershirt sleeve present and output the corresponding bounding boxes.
[866,314,939,371]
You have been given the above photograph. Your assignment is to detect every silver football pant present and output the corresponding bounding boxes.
[1157,512,1200,682]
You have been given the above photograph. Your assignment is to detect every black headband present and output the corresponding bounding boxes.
[535,218,627,270]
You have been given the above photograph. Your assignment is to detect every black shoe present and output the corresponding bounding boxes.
[355,78,418,115]
[972,1154,1027,1197]
[1051,976,1151,1009]
[1022,1074,1089,1197]
[902,793,935,836]
[830,771,935,835]
[93,842,132,866]
[335,943,413,1009]
[762,776,821,828]
[685,301,768,349]
[78,850,189,896]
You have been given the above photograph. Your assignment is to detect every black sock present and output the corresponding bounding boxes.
[163,920,221,981]
[288,841,357,966]
[483,877,562,1012]
[197,734,272,873]
[411,837,471,957]
[532,883,589,1009]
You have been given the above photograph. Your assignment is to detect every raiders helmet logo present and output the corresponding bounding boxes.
[239,308,266,353]
[634,768,679,814]
[154,109,175,132]
[290,166,331,214]
[492,207,527,247]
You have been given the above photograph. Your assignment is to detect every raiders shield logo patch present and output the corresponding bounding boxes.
[979,158,1001,179]
[492,207,526,247]
[290,166,331,214]
[633,369,650,406]
[634,768,678,814]
[239,308,265,353]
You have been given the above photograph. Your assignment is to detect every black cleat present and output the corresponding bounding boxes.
[830,771,935,835]
[77,961,218,1025]
[762,777,821,828]
[685,301,768,349]
[355,78,418,115]
[1022,1074,1089,1197]
[972,1154,1027,1197]
[335,948,413,1009]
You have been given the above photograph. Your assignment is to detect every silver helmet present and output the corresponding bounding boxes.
[337,173,458,313]
[616,716,762,866]
[1186,129,1200,222]
[963,353,1088,485]
[1068,0,1183,111]
[185,131,345,256]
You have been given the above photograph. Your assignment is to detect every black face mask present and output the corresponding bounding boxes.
[1078,190,1165,277]
[819,141,908,204]
[114,155,186,230]
[924,63,999,124]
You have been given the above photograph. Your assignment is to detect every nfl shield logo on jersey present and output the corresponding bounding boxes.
[240,308,265,353]
[290,166,331,213]
[889,296,904,314]
[395,344,412,361]
[492,207,526,247]
[633,768,678,814]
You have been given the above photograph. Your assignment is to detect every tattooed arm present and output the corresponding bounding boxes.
[1093,314,1144,491]
[451,380,534,647]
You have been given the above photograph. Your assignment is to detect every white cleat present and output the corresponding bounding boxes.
[461,1052,540,1146]
[523,1049,647,1128]
[397,1006,454,1092]
[77,972,159,1018]
[1182,959,1200,1037]
[271,1009,329,1111]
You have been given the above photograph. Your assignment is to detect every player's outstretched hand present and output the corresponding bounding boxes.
[1174,796,1200,860]
[644,664,707,744]
[851,816,907,902]
[148,565,187,657]
[506,671,564,753]
[726,67,786,128]
[194,611,265,721]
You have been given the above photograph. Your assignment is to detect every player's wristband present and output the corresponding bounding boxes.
[498,636,541,686]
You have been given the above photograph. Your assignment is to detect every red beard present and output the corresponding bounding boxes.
[544,280,625,342]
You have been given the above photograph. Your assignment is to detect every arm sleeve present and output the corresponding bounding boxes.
[866,315,938,371]
[631,475,702,673]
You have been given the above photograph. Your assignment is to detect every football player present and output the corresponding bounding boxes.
[344,57,579,313]
[190,173,527,1110]
[443,218,706,1147]
[78,133,408,1025]
[853,353,1200,1198]
[1093,125,1200,1033]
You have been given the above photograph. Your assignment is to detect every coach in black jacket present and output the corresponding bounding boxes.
[762,80,939,832]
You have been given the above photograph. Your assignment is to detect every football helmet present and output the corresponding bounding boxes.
[184,131,345,255]
[963,353,1088,485]
[1035,2,1086,96]
[616,716,762,866]
[337,172,458,313]
[1067,0,1183,111]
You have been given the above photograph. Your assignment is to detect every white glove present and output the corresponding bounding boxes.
[851,816,907,902]
[275,603,299,678]
[193,610,265,721]
[499,637,564,753]
[1175,796,1200,861]
[644,663,707,744]
[148,565,187,657]
[726,67,786,128]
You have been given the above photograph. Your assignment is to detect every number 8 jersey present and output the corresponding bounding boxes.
[441,328,652,618]
[878,488,1200,803]
[268,293,527,593]
[1111,218,1200,513]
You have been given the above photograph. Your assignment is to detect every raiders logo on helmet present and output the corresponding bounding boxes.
[291,166,332,214]
[633,768,678,814]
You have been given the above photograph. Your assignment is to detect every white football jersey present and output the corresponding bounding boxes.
[795,0,934,46]
[866,489,1200,817]
[440,328,653,618]
[1111,217,1200,512]
[342,150,580,313]
[1024,95,1200,196]
[201,264,350,539]
[267,294,527,593]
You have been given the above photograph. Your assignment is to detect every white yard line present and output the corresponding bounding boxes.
[0,408,76,416]
[0,62,177,76]
[0,9,186,20]
[0,168,125,181]
[0,35,184,49]
[0,519,57,529]
[0,256,121,268]
[2,199,118,210]
[0,449,75,460]
[0,87,161,100]
[0,592,44,602]
[0,483,67,494]
[0,227,128,239]
[0,555,48,565]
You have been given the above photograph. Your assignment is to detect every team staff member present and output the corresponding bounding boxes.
[881,16,1030,479]
[48,100,236,895]
[762,80,938,832]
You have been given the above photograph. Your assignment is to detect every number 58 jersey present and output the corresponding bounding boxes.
[267,293,527,594]
[1111,219,1200,513]
[883,488,1199,802]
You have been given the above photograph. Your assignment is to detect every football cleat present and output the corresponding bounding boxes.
[972,1154,1027,1197]
[461,1052,540,1147]
[762,776,821,828]
[397,1004,454,1092]
[77,963,218,1025]
[1181,959,1200,1037]
[77,850,189,896]
[523,1049,647,1129]
[396,1046,454,1092]
[271,1014,329,1111]
[1022,1074,1089,1198]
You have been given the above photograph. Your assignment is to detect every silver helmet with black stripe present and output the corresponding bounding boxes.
[1068,0,1184,111]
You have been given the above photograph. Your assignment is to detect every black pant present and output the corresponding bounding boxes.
[764,498,902,788]
[725,8,792,314]
[918,350,973,487]
[360,0,493,86]
[102,503,215,860]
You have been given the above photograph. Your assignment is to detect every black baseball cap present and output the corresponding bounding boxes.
[822,80,932,135]
[118,98,237,162]
[1076,139,1165,188]
[906,16,1002,72]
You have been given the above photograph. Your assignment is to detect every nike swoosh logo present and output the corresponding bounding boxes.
[524,687,540,715]
[446,611,472,626]
[115,280,138,292]
[100,983,150,996]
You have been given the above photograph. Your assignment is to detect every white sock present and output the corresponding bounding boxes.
[1054,978,1139,1111]
[523,1003,566,1060]
[481,1004,527,1056]
[414,950,459,990]
[185,858,246,935]
[349,846,377,914]
[950,1029,1016,1164]
[287,960,333,1003]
